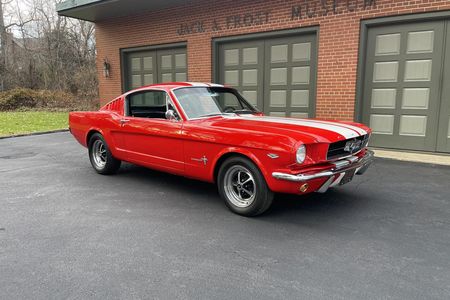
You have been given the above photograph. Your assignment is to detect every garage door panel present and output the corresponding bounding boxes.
[292,66,310,85]
[127,50,157,90]
[218,33,317,118]
[271,44,288,63]
[375,33,401,56]
[125,47,186,91]
[404,59,432,82]
[131,57,141,71]
[157,48,187,83]
[436,20,450,153]
[264,34,317,118]
[242,91,258,106]
[242,47,258,65]
[363,21,446,151]
[371,89,397,109]
[401,88,430,109]
[292,42,311,61]
[373,61,399,82]
[291,90,309,108]
[143,74,154,85]
[175,54,186,68]
[242,69,258,86]
[370,114,395,135]
[219,40,265,111]
[407,30,434,54]
[270,68,288,85]
[399,115,428,137]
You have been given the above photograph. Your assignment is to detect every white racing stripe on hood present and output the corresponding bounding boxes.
[299,118,367,136]
[239,116,361,139]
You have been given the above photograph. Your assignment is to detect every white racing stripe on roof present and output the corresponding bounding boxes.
[185,82,209,87]
[184,82,224,87]
[299,119,367,136]
[239,116,360,139]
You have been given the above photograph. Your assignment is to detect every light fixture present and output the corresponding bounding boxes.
[103,57,111,78]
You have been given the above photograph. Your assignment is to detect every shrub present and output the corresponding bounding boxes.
[0,88,38,110]
[0,88,99,112]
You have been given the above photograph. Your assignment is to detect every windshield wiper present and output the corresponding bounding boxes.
[198,113,225,118]
[232,109,256,114]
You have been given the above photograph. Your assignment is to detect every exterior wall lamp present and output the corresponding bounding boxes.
[103,58,111,78]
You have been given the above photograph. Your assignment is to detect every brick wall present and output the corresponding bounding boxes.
[95,0,450,120]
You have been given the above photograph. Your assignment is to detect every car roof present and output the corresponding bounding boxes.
[122,82,229,98]
[137,82,224,90]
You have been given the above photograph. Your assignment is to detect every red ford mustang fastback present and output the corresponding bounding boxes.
[70,82,373,216]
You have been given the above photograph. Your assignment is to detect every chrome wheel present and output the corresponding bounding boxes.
[92,139,107,169]
[223,165,256,208]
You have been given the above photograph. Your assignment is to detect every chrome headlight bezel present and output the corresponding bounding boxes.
[296,144,306,164]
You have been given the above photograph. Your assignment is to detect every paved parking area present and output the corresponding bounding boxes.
[1,132,450,299]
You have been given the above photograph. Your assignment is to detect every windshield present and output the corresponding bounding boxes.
[173,87,257,119]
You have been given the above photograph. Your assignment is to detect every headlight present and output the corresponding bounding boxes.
[296,145,306,164]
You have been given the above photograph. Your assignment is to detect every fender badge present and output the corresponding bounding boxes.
[191,155,208,165]
[267,153,279,159]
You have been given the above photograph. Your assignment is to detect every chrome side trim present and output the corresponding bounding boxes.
[272,150,374,182]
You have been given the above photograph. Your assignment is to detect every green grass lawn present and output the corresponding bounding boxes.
[0,111,69,137]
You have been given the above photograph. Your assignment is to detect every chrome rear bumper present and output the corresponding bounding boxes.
[272,150,374,183]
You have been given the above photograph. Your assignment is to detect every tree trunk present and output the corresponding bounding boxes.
[0,1,6,66]
[0,1,6,91]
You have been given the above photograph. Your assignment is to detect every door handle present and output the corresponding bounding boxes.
[120,119,130,125]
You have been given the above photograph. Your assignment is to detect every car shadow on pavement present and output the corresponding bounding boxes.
[115,162,374,222]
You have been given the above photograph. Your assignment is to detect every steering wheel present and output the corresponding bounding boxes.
[223,106,236,113]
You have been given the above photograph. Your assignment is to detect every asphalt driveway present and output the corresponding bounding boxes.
[1,132,450,299]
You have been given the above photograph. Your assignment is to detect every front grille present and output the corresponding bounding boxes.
[327,134,369,160]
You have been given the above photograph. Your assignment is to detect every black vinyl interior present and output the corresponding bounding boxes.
[130,105,166,119]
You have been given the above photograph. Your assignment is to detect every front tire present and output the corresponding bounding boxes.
[217,157,274,216]
[88,133,121,175]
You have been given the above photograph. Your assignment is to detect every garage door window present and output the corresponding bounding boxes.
[362,20,450,153]
[125,47,187,91]
[218,33,317,118]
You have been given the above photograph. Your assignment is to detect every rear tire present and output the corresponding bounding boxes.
[88,133,121,175]
[217,156,274,216]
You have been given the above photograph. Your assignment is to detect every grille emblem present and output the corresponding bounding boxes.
[344,139,362,153]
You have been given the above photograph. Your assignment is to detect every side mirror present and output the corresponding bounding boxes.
[165,109,179,121]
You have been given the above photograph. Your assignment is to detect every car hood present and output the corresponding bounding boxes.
[204,115,370,144]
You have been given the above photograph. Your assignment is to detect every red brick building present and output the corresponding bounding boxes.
[57,0,450,153]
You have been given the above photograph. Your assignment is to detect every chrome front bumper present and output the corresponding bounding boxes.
[272,150,374,184]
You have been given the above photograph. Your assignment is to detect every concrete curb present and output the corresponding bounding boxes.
[372,148,450,167]
[0,129,69,140]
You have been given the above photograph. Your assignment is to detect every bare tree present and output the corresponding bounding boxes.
[0,0,97,98]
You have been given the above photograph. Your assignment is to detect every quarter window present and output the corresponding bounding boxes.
[127,90,178,119]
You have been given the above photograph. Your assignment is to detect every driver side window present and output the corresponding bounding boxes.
[127,90,172,119]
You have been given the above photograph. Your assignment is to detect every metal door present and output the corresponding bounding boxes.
[218,40,265,110]
[362,21,446,151]
[436,20,450,153]
[125,47,187,91]
[218,33,317,117]
[264,34,317,118]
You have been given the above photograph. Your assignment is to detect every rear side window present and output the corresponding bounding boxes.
[127,90,169,119]
[129,91,166,107]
